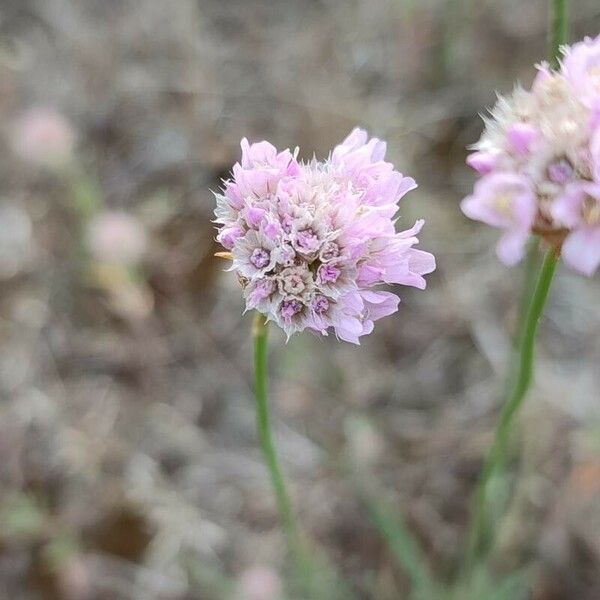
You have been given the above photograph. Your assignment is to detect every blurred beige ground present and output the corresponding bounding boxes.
[1,1,600,598]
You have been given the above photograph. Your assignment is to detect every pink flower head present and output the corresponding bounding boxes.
[463,36,600,276]
[87,211,147,265]
[214,129,436,343]
[12,107,75,169]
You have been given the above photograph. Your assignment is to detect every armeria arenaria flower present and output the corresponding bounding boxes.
[462,34,600,275]
[214,128,436,343]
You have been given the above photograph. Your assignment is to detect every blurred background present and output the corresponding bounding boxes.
[1,1,600,598]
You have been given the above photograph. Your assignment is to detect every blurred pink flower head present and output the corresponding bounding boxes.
[86,211,147,265]
[214,128,436,343]
[238,566,282,600]
[463,34,600,275]
[12,106,76,169]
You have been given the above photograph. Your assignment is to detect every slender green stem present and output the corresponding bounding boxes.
[463,0,568,572]
[515,239,541,347]
[465,250,558,568]
[253,315,359,600]
[253,312,300,553]
[549,0,568,69]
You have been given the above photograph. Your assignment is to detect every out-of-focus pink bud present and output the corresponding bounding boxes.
[86,211,147,265]
[238,566,282,600]
[12,107,76,169]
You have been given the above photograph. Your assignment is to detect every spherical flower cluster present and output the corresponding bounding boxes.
[462,35,600,275]
[214,129,436,343]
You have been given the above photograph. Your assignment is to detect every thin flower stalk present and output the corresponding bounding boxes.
[465,249,558,565]
[464,0,572,569]
[252,313,300,553]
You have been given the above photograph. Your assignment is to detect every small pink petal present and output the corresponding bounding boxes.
[466,151,497,174]
[506,123,538,156]
[496,230,529,266]
[562,227,600,276]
